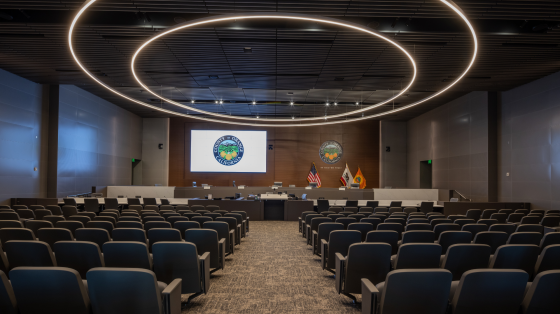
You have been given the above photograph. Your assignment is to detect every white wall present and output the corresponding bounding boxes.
[142,118,169,186]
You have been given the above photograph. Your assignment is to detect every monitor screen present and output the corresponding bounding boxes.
[190,130,267,173]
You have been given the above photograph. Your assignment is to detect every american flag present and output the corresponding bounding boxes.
[307,163,322,187]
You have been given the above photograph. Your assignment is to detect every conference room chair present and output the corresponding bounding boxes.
[143,198,157,206]
[147,228,182,252]
[84,198,101,213]
[0,228,35,247]
[204,212,221,220]
[530,209,546,215]
[541,215,560,227]
[385,218,405,227]
[152,242,210,301]
[0,205,10,209]
[37,228,74,250]
[121,211,140,216]
[16,209,35,220]
[55,221,83,236]
[320,211,336,217]
[520,270,560,314]
[9,267,90,314]
[298,211,316,233]
[0,270,17,314]
[128,204,143,214]
[79,212,97,220]
[0,220,23,229]
[359,207,374,214]
[104,198,121,211]
[403,207,417,215]
[61,205,78,219]
[0,209,14,214]
[427,215,445,223]
[389,212,407,218]
[534,245,560,276]
[377,223,403,240]
[507,232,542,246]
[344,207,358,214]
[112,228,148,245]
[338,211,353,217]
[191,216,213,226]
[481,209,498,219]
[388,201,402,208]
[465,209,482,221]
[408,218,429,224]
[391,243,441,270]
[473,231,508,254]
[361,269,452,314]
[214,218,236,244]
[540,232,560,252]
[214,209,228,215]
[161,212,179,220]
[190,204,205,211]
[44,205,62,216]
[446,215,465,223]
[497,208,512,215]
[399,230,435,247]
[335,217,357,230]
[103,241,153,270]
[119,217,142,223]
[33,209,52,221]
[409,212,426,218]
[100,211,119,221]
[144,221,171,233]
[374,207,389,213]
[185,229,225,271]
[490,244,539,276]
[87,268,182,314]
[327,214,344,222]
[348,223,374,242]
[308,217,333,245]
[303,213,322,238]
[490,213,507,224]
[166,216,189,226]
[431,219,454,229]
[441,244,491,280]
[94,216,117,225]
[67,215,91,225]
[160,199,171,206]
[321,230,361,271]
[204,205,219,212]
[0,212,24,223]
[518,216,541,225]
[11,205,27,210]
[4,241,56,267]
[28,205,44,210]
[144,216,166,223]
[25,220,53,235]
[405,223,432,231]
[62,198,78,207]
[184,212,201,220]
[388,207,402,215]
[0,247,8,272]
[462,223,488,240]
[369,214,388,223]
[348,213,365,221]
[329,206,343,213]
[175,205,189,212]
[54,241,104,278]
[113,221,142,228]
[204,221,234,255]
[144,205,159,212]
[87,221,114,236]
[506,213,524,224]
[449,269,528,314]
[312,223,344,256]
[436,231,473,255]
[127,198,141,206]
[335,243,392,297]
[159,205,175,212]
[426,212,442,217]
[363,201,378,208]
[75,228,111,251]
[361,218,382,229]
[316,199,330,213]
[489,223,517,235]
[345,200,358,208]
[418,202,435,214]
[434,223,461,239]
[141,212,159,219]
[516,224,544,233]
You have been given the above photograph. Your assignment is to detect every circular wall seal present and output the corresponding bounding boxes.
[319,140,343,164]
[213,135,244,166]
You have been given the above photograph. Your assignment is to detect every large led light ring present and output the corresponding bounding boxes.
[69,0,477,127]
[131,13,417,122]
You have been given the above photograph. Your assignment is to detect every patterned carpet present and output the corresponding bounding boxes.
[182,221,361,313]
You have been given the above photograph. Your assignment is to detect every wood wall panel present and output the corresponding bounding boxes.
[169,118,379,188]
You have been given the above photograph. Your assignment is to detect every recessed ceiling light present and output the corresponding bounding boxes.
[215,101,218,104]
[290,102,294,105]
[191,100,195,103]
[334,102,338,106]
[252,101,256,105]
[256,116,259,119]
[356,102,360,105]
[326,102,329,106]
[219,100,223,104]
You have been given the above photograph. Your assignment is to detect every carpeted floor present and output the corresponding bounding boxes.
[182,221,361,313]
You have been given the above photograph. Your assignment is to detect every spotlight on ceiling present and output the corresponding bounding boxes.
[356,102,360,105]
[252,101,256,105]
[326,102,329,106]
[191,100,194,103]
[334,102,338,106]
[219,100,223,104]
[215,101,218,104]
[244,47,252,53]
[290,102,294,105]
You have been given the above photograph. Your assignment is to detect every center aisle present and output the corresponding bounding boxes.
[182,221,361,313]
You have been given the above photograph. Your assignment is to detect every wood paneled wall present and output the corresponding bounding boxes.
[169,118,379,188]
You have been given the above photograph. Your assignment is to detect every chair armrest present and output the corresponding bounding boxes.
[228,230,235,254]
[321,239,328,270]
[335,253,346,294]
[311,231,318,255]
[361,278,379,314]
[218,238,226,270]
[199,252,211,293]
[162,278,182,314]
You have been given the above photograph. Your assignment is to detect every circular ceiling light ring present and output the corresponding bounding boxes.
[130,13,417,122]
[69,0,477,127]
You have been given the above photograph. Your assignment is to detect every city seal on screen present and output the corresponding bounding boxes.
[213,135,244,166]
[319,140,343,164]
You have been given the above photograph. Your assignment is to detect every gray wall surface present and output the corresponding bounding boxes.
[0,69,46,205]
[57,85,142,197]
[379,121,407,188]
[141,118,169,186]
[407,91,489,202]
[499,71,560,210]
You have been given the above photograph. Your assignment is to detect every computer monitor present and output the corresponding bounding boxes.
[301,194,307,200]
[273,181,283,187]
[308,182,318,188]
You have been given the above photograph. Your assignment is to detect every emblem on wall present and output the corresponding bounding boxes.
[319,140,343,164]
[213,135,244,166]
